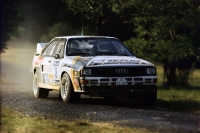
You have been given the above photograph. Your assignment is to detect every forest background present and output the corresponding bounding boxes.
[1,0,200,85]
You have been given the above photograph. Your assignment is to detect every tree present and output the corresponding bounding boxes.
[115,0,200,85]
[40,22,95,42]
[64,0,118,35]
[1,0,24,53]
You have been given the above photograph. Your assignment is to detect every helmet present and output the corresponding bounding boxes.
[70,41,79,49]
[69,41,79,53]
[97,41,110,52]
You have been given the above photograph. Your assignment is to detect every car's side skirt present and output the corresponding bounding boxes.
[39,83,60,90]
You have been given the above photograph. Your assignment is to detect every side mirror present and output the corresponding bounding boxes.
[54,54,60,59]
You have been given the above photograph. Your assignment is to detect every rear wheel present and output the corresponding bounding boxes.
[33,73,49,98]
[60,73,80,103]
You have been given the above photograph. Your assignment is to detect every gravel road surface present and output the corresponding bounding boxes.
[0,40,200,133]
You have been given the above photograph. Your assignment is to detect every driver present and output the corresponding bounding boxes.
[97,42,110,52]
[69,41,80,53]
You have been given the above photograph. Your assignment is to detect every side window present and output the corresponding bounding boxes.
[66,40,80,54]
[42,40,59,56]
[52,40,65,57]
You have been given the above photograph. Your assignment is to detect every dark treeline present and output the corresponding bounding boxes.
[1,0,200,85]
[19,0,134,42]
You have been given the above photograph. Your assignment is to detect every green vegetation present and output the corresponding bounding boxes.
[2,1,200,86]
[156,64,200,114]
[1,0,24,53]
[0,107,150,133]
[120,0,200,85]
[54,0,200,85]
[157,87,200,114]
[64,0,120,35]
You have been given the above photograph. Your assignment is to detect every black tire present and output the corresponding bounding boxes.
[137,89,157,106]
[33,73,49,98]
[60,73,80,103]
[72,93,81,103]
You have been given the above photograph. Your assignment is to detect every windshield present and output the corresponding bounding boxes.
[66,38,133,56]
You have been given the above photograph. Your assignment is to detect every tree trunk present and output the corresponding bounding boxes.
[163,60,177,86]
[96,17,102,36]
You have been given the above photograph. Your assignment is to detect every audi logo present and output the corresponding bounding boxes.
[115,69,129,74]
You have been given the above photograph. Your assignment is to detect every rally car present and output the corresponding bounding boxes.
[32,36,157,105]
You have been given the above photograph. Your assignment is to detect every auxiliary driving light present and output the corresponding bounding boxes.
[147,68,155,74]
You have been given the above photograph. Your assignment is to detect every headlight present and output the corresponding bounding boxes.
[83,69,92,75]
[147,68,155,74]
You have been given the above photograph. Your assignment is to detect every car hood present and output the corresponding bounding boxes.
[74,56,154,67]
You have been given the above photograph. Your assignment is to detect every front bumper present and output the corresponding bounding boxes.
[78,76,157,93]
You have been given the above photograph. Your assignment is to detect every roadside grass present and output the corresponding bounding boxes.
[155,63,200,114]
[156,86,200,114]
[0,107,151,133]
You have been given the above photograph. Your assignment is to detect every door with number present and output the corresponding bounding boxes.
[50,39,65,84]
[41,39,66,85]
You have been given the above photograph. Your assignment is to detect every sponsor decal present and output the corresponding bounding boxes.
[88,60,140,66]
[34,57,44,66]
[70,56,81,91]
[43,74,49,84]
[77,57,92,61]
[48,66,52,72]
[55,67,57,79]
[54,61,60,66]
[73,77,79,86]
[48,74,54,79]
[77,57,92,64]
[74,71,78,76]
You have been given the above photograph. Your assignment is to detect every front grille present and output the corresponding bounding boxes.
[80,76,157,87]
[87,66,156,77]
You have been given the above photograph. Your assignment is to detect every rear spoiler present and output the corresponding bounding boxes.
[36,43,47,54]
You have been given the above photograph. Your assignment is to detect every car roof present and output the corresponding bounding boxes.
[54,36,116,39]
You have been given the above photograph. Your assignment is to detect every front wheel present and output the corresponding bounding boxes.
[60,73,80,103]
[33,73,49,98]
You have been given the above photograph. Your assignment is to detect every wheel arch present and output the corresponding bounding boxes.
[34,68,36,74]
[61,71,69,80]
[60,71,75,91]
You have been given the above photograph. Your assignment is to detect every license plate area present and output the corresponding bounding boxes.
[116,78,128,85]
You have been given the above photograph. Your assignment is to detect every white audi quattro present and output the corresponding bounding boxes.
[32,36,157,105]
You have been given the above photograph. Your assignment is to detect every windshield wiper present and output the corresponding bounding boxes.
[95,52,117,55]
[68,52,91,56]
